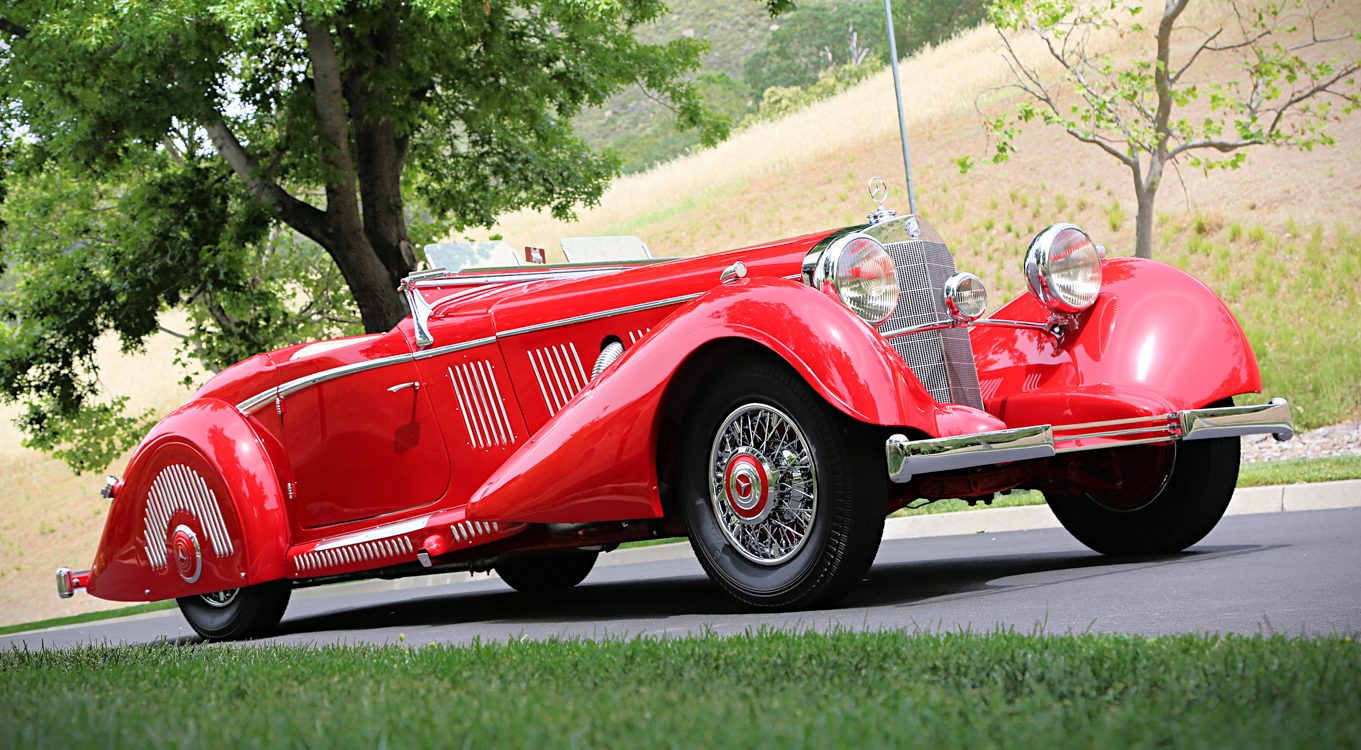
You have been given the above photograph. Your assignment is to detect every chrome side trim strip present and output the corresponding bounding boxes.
[312,514,434,551]
[237,388,280,414]
[886,399,1293,482]
[497,293,700,338]
[413,337,498,360]
[295,535,414,574]
[236,337,497,414]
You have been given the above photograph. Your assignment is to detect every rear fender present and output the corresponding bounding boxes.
[86,399,289,602]
[467,277,948,524]
[972,258,1263,425]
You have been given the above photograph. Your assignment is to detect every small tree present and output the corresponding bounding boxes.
[974,0,1360,258]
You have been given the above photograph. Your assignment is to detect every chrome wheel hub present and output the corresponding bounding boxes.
[723,453,772,522]
[200,589,239,608]
[709,403,817,566]
[171,525,202,584]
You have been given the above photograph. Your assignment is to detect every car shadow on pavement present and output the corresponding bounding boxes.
[843,543,1279,610]
[269,543,1278,639]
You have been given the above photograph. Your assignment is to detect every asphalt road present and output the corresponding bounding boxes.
[5,507,1359,649]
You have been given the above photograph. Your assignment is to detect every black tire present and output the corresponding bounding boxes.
[176,580,291,641]
[495,549,599,593]
[679,357,885,610]
[1045,436,1240,556]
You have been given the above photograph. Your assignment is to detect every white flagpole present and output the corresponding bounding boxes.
[882,0,917,214]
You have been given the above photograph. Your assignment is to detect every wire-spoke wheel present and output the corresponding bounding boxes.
[199,588,239,608]
[708,404,818,566]
[680,356,885,610]
[176,580,291,642]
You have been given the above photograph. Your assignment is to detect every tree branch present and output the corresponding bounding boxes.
[995,28,1136,167]
[1167,138,1261,159]
[205,118,329,245]
[1264,62,1361,137]
[0,16,28,38]
[1172,28,1223,83]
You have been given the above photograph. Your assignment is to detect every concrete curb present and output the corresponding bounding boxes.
[880,478,1361,541]
[585,479,1361,561]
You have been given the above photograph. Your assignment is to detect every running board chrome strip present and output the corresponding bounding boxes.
[886,398,1293,483]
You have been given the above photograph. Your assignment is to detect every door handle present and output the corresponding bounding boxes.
[387,381,421,393]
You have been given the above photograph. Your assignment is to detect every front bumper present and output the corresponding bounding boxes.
[886,398,1294,483]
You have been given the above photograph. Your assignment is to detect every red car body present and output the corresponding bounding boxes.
[57,210,1293,635]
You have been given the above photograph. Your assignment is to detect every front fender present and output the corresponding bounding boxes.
[972,257,1263,426]
[86,399,290,602]
[467,278,970,524]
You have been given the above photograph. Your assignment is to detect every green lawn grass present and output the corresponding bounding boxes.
[1239,455,1361,487]
[0,601,175,638]
[2,631,1357,748]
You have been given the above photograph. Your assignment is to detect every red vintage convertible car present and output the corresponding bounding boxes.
[57,185,1293,640]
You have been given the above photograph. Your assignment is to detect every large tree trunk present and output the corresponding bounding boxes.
[347,4,418,290]
[211,11,416,334]
[324,232,410,332]
[304,13,411,333]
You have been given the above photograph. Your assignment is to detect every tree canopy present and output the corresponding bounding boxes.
[0,0,787,471]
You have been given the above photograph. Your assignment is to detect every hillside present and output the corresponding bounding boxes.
[489,1,1361,427]
[2,1,1359,628]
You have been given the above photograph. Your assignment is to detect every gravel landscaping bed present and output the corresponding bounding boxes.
[1243,420,1361,463]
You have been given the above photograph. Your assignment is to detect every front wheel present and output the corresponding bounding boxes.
[176,580,291,641]
[679,358,886,610]
[1045,436,1240,556]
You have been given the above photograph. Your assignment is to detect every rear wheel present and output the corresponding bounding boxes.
[176,580,291,641]
[495,549,599,593]
[679,358,885,609]
[1045,436,1240,555]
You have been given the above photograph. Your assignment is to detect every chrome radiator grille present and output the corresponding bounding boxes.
[879,239,984,409]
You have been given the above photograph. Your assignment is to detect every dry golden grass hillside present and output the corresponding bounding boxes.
[3,1,1359,627]
[0,319,200,625]
[490,2,1361,260]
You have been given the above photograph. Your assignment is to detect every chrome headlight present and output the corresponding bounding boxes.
[943,272,987,322]
[1024,223,1103,313]
[811,233,900,325]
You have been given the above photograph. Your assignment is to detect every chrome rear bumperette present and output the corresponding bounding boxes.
[885,398,1294,483]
